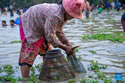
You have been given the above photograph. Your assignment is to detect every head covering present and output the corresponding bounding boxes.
[121,13,125,32]
[63,0,86,19]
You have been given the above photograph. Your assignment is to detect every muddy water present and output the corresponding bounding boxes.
[0,11,125,82]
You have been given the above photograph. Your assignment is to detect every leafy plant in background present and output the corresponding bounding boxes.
[93,79,99,83]
[104,78,112,83]
[80,78,87,83]
[68,79,76,83]
[82,33,125,43]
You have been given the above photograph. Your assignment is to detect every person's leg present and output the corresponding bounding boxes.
[21,65,30,78]
[19,40,38,78]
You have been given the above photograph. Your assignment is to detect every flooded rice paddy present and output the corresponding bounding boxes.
[0,10,125,83]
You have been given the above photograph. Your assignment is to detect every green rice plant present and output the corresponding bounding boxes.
[80,78,87,83]
[93,79,99,83]
[90,60,100,72]
[26,81,33,83]
[97,72,106,80]
[88,80,92,83]
[101,65,107,70]
[104,78,112,83]
[68,79,76,83]
[82,33,125,43]
[89,60,107,73]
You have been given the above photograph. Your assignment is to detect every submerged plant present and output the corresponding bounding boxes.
[77,55,82,60]
[108,17,115,23]
[89,50,96,54]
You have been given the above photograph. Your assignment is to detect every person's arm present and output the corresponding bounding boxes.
[56,27,72,46]
[44,16,75,56]
[45,16,63,48]
[44,16,72,51]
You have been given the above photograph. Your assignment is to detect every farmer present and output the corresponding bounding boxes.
[19,0,90,78]
[121,13,125,32]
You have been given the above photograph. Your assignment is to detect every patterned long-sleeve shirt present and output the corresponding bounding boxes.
[21,4,69,48]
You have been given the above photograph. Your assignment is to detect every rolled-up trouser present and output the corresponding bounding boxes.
[19,37,52,67]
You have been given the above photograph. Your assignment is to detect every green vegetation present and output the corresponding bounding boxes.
[0,61,124,83]
[108,17,116,23]
[80,78,87,83]
[80,79,99,83]
[104,78,112,83]
[76,56,82,60]
[89,60,107,72]
[97,72,106,80]
[89,50,96,54]
[0,63,42,83]
[75,48,79,52]
[68,79,76,83]
[82,32,125,43]
[10,40,21,43]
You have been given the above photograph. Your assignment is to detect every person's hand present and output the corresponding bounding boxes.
[65,46,79,56]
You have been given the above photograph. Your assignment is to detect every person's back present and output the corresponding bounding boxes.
[111,2,115,9]
[116,2,120,11]
[106,2,110,8]
[21,3,64,44]
[121,13,125,32]
[116,2,120,7]
[98,7,102,14]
